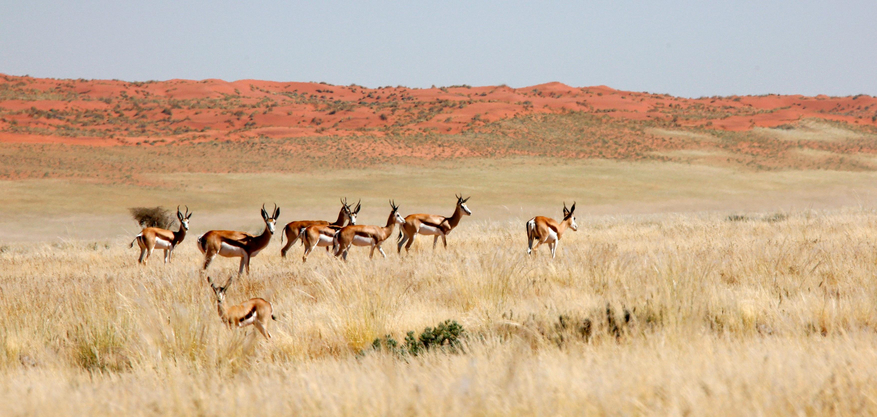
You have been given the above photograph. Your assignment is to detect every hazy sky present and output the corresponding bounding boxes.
[1,1,875,97]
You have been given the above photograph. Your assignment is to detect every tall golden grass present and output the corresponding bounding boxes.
[1,209,877,415]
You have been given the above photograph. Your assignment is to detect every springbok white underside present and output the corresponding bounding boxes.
[219,242,248,257]
[543,228,559,243]
[352,235,375,246]
[418,224,443,236]
[238,314,257,327]
[153,237,172,250]
[317,234,334,246]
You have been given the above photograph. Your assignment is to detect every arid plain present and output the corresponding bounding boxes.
[2,75,877,415]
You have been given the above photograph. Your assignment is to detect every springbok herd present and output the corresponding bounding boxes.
[130,195,577,338]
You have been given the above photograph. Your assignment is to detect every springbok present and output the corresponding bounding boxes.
[279,199,358,257]
[300,204,361,262]
[207,276,275,339]
[397,194,471,253]
[526,202,577,258]
[130,205,192,264]
[197,204,280,275]
[333,200,405,261]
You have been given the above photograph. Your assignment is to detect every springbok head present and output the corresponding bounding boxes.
[456,193,472,216]
[176,205,192,230]
[207,276,231,303]
[261,203,281,234]
[562,202,577,231]
[342,198,361,226]
[390,200,405,224]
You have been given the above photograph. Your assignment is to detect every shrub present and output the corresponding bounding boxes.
[129,206,175,229]
[369,320,464,357]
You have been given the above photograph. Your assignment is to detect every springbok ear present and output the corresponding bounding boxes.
[570,202,576,214]
[187,212,193,220]
[274,206,281,219]
[463,196,470,203]
[177,211,184,221]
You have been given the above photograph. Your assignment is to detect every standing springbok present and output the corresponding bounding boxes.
[300,204,361,262]
[526,202,577,258]
[333,200,405,261]
[207,276,275,339]
[397,194,471,253]
[279,199,358,257]
[197,204,280,275]
[130,205,192,264]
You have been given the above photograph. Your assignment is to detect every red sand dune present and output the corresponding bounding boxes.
[0,73,875,147]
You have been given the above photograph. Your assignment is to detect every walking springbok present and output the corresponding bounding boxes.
[397,194,471,253]
[300,205,361,262]
[333,200,405,261]
[197,204,280,275]
[130,205,192,264]
[207,276,275,339]
[279,199,359,257]
[526,202,577,258]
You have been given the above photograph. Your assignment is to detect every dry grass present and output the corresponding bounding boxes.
[2,209,877,415]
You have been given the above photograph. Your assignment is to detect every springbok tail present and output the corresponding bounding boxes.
[131,234,146,249]
[331,232,342,256]
[397,229,403,243]
[280,225,286,245]
[526,219,536,240]
[298,226,308,246]
[197,234,207,253]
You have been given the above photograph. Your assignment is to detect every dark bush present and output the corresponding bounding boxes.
[370,320,465,357]
[129,206,175,229]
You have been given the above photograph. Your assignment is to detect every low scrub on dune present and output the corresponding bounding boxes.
[1,209,877,415]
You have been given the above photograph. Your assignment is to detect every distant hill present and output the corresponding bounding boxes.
[1,74,876,184]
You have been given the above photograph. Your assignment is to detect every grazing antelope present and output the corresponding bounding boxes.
[333,200,405,261]
[130,205,192,264]
[526,202,577,258]
[397,194,471,253]
[279,199,359,257]
[207,276,275,339]
[197,204,280,275]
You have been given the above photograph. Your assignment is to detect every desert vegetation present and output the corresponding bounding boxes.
[2,209,877,415]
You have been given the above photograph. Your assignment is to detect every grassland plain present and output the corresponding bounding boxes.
[2,208,877,415]
[4,158,877,242]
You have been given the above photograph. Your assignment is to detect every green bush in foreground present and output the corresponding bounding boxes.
[369,320,464,357]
